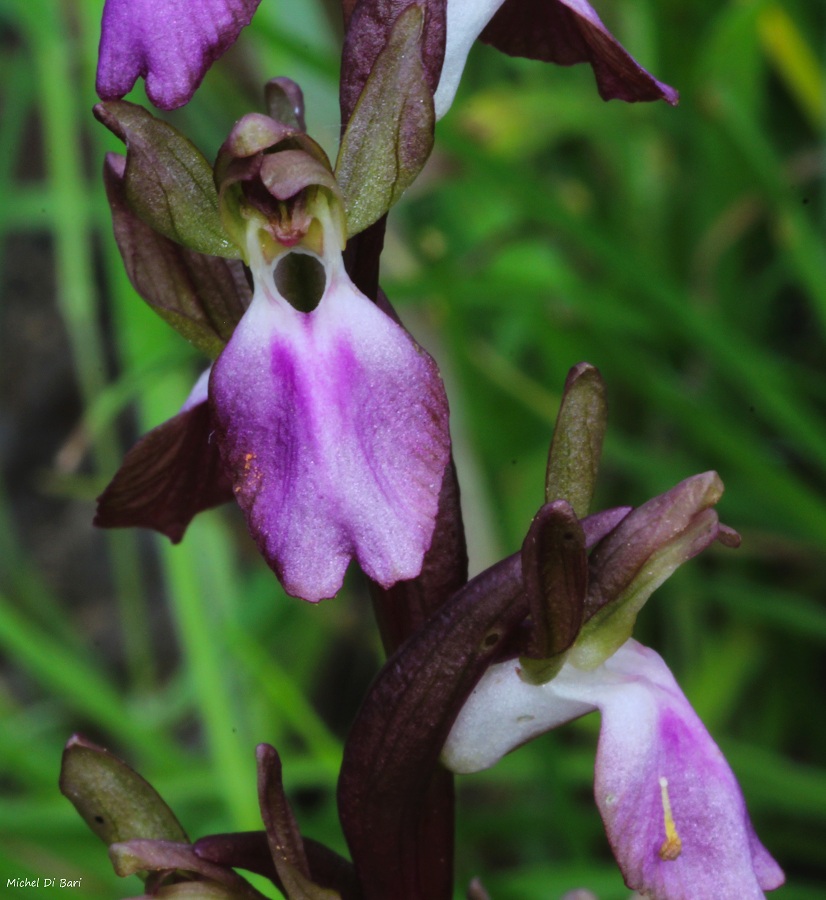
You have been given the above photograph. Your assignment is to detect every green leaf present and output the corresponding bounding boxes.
[59,735,188,847]
[94,100,239,258]
[335,5,434,237]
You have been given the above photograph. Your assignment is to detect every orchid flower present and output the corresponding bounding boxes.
[433,366,784,898]
[330,365,784,899]
[442,639,784,899]
[208,142,450,601]
[93,98,450,602]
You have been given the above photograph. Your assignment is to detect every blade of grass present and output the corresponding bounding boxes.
[757,3,825,131]
[159,515,263,830]
[17,0,155,690]
[0,589,183,768]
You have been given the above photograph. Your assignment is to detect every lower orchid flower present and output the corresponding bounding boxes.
[442,639,784,900]
[432,365,785,898]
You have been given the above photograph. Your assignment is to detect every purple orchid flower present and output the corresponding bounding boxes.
[94,103,451,602]
[96,0,262,110]
[442,639,784,899]
[438,458,784,899]
[208,178,450,601]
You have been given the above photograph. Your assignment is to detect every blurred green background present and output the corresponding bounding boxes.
[1,0,824,897]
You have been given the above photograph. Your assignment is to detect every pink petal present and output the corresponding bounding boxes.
[97,0,262,110]
[587,641,784,899]
[210,252,450,602]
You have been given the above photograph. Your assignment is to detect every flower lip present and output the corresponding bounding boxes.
[208,197,451,601]
[96,0,263,110]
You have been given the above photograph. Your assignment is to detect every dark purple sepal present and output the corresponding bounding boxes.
[480,0,679,105]
[521,504,630,683]
[255,745,345,899]
[110,840,267,898]
[104,153,250,358]
[572,473,726,669]
[96,0,262,111]
[95,399,233,543]
[338,553,529,900]
[336,4,436,237]
[59,735,188,847]
[194,832,362,900]
[521,500,586,664]
[94,101,238,258]
[546,362,607,517]
[340,0,446,124]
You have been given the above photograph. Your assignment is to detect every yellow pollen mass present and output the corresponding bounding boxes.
[235,452,263,493]
[658,776,682,861]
